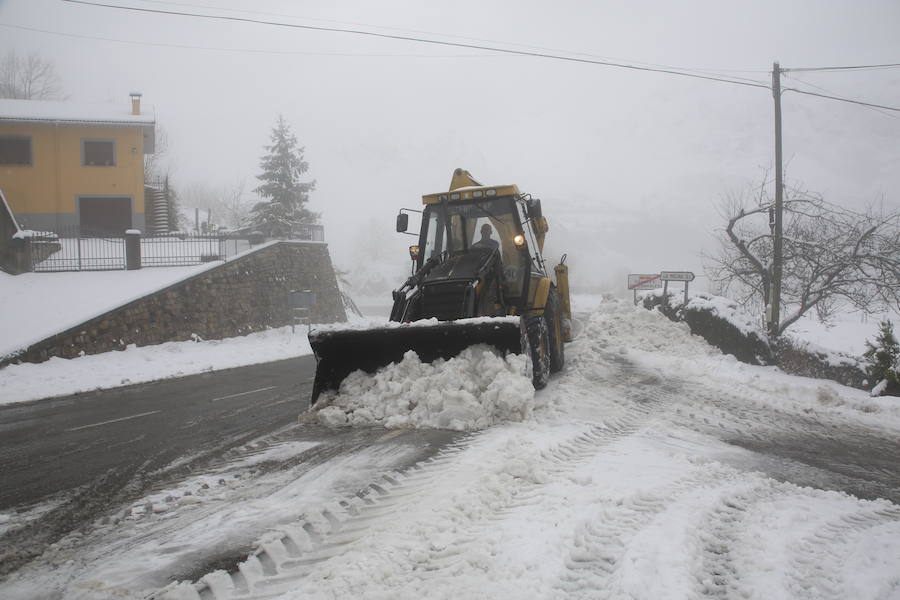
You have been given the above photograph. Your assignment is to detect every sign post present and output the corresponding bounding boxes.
[660,271,695,306]
[288,289,316,333]
[627,273,661,305]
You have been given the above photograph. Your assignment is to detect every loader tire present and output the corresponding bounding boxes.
[546,287,565,373]
[524,314,551,389]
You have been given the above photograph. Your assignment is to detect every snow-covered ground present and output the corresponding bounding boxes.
[0,325,312,405]
[791,310,894,357]
[1,300,897,600]
[0,242,288,363]
[0,265,213,361]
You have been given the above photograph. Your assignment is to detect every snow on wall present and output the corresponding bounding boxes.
[2,241,345,366]
[683,292,767,339]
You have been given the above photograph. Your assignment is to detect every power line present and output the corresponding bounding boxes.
[0,22,498,58]
[783,87,900,113]
[50,0,900,115]
[131,0,773,79]
[785,63,900,73]
[61,0,772,91]
[783,73,900,120]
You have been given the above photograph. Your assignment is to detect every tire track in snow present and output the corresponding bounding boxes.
[692,480,785,598]
[667,381,900,503]
[786,502,900,600]
[156,356,675,599]
[155,435,483,599]
[555,469,729,598]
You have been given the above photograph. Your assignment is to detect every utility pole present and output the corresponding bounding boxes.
[769,61,784,339]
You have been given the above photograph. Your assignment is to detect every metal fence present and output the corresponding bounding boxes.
[27,228,225,272]
[140,234,225,267]
[28,229,126,272]
[293,224,325,242]
[25,225,326,272]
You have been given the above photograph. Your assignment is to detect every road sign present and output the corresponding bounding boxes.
[660,271,695,282]
[627,273,661,290]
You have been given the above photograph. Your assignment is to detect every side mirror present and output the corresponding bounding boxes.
[527,199,543,219]
[396,213,409,232]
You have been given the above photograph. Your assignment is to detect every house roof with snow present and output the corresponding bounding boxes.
[0,98,155,127]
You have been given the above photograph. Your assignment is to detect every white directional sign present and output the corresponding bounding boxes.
[660,271,695,282]
[627,273,661,290]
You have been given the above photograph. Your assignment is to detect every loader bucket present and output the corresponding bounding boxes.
[309,318,522,404]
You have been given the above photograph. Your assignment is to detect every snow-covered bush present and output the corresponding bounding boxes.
[863,320,900,397]
[680,293,773,365]
[775,336,867,391]
[636,289,874,388]
[637,290,773,365]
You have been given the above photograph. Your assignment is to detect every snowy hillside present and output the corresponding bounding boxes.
[3,300,897,600]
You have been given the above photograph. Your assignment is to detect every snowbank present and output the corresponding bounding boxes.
[637,289,773,364]
[0,265,213,360]
[0,325,312,405]
[590,301,900,430]
[318,345,534,431]
[683,292,766,339]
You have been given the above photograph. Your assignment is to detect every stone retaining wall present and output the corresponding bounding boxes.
[3,241,346,366]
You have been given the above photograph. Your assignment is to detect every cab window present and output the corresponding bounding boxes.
[422,209,447,260]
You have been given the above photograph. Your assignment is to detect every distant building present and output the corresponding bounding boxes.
[0,93,155,234]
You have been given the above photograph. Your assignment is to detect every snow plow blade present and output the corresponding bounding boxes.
[309,318,522,405]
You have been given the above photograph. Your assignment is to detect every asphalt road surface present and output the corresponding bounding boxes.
[0,355,462,578]
[0,356,316,511]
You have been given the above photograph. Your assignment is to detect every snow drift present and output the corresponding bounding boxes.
[317,345,534,431]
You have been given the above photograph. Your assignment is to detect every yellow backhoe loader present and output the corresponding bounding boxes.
[309,168,572,403]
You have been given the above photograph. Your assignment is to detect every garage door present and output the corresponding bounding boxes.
[79,197,132,235]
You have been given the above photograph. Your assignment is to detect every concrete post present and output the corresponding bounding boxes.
[125,229,142,270]
[9,237,33,274]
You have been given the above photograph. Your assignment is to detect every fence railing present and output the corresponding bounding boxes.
[140,234,224,267]
[24,225,326,273]
[292,224,325,242]
[28,230,127,272]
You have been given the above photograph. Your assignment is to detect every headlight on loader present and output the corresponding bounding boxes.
[513,234,526,249]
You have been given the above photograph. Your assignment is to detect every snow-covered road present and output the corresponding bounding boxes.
[2,301,898,599]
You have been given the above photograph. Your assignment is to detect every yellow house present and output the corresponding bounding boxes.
[0,94,155,234]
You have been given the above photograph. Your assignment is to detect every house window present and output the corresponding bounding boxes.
[0,136,32,165]
[82,139,115,166]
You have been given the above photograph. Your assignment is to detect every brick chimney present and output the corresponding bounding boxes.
[130,92,142,115]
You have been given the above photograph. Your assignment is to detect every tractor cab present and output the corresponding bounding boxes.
[394,171,550,321]
[415,194,539,306]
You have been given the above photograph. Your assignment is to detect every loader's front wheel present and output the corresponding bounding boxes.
[546,287,565,373]
[524,314,551,389]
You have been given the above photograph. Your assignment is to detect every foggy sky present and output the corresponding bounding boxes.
[2,0,898,293]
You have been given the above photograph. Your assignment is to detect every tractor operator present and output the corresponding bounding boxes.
[473,223,500,251]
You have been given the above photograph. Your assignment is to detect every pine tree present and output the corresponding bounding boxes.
[863,320,900,397]
[251,116,317,237]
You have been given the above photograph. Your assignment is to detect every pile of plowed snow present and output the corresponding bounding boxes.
[317,345,534,431]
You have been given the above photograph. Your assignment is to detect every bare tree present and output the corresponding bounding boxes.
[215,180,250,231]
[143,124,170,184]
[705,178,899,338]
[0,50,64,100]
[179,180,250,231]
[142,125,185,233]
[180,181,218,211]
